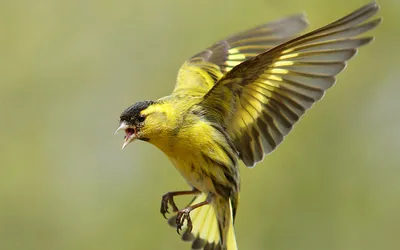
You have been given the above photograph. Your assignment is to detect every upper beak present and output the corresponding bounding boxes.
[115,122,128,134]
[115,121,137,149]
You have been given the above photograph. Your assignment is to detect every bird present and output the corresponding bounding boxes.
[116,2,381,249]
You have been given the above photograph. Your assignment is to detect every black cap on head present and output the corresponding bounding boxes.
[120,100,154,125]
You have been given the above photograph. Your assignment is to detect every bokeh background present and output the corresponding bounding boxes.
[1,0,399,249]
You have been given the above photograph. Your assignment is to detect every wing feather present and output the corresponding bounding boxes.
[198,1,381,167]
[173,14,309,95]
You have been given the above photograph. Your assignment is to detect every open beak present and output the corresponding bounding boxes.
[115,121,137,149]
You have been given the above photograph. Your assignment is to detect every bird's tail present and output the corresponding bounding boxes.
[217,195,238,250]
[168,193,237,250]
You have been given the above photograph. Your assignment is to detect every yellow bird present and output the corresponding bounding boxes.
[116,2,381,249]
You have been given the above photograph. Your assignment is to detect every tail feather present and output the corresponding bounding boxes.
[168,193,237,250]
[214,196,237,250]
[225,199,237,250]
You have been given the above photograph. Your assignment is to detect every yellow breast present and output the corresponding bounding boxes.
[150,119,226,193]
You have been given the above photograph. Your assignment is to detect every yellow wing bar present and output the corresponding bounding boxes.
[173,14,308,95]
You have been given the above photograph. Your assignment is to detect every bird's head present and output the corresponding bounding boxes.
[116,100,158,149]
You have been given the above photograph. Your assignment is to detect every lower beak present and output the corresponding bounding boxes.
[115,122,137,149]
[122,133,137,149]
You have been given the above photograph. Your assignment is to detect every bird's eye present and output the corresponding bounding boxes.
[138,115,146,123]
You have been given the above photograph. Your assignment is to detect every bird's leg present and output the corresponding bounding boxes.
[160,189,200,218]
[176,199,210,234]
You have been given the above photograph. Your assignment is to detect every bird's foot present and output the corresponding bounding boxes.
[160,189,201,219]
[160,192,180,219]
[176,208,193,234]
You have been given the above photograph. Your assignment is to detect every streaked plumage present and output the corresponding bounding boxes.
[117,2,381,249]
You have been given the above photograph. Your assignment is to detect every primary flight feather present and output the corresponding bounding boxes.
[116,2,381,249]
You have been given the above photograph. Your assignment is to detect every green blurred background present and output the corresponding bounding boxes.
[1,0,399,249]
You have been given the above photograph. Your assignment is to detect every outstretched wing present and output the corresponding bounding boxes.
[198,2,381,167]
[173,14,309,95]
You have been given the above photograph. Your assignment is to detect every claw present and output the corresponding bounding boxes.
[176,208,193,234]
[160,192,180,219]
[160,194,170,218]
